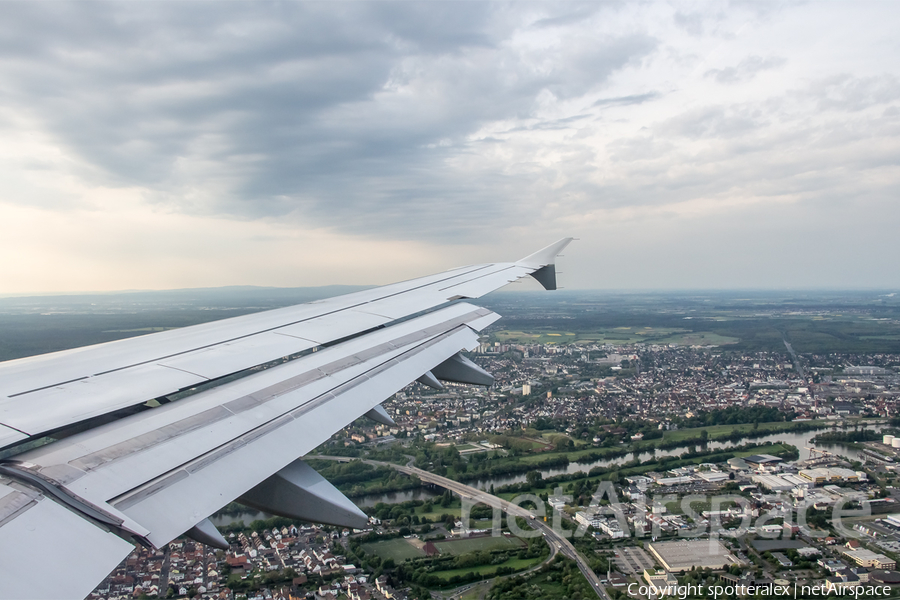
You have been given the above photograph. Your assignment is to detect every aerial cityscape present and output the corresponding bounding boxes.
[1,2,900,600]
[3,288,900,599]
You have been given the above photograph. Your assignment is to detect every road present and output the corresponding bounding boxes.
[393,463,610,600]
[783,338,806,378]
[315,455,610,600]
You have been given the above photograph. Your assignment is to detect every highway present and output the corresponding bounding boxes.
[315,455,610,600]
[393,463,610,600]
[783,337,807,378]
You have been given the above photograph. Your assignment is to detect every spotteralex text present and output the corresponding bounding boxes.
[627,583,894,599]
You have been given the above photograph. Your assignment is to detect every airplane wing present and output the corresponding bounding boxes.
[0,238,571,600]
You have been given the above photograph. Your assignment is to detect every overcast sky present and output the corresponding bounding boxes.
[1,1,898,293]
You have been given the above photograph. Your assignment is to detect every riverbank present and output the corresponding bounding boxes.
[211,419,887,527]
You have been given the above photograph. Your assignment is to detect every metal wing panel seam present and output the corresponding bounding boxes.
[106,325,477,512]
[436,264,518,292]
[32,308,491,484]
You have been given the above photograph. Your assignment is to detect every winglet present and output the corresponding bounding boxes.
[517,237,573,290]
[517,237,573,269]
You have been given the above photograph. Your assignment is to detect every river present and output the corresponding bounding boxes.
[453,423,884,491]
[210,422,886,526]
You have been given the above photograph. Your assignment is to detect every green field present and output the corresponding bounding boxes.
[492,327,738,346]
[516,436,553,451]
[432,556,542,582]
[493,330,578,344]
[416,506,461,521]
[660,420,829,442]
[361,538,425,561]
[539,432,583,447]
[433,535,525,555]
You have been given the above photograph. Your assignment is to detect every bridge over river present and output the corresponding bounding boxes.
[317,455,610,600]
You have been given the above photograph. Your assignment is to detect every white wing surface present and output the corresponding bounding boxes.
[0,238,571,599]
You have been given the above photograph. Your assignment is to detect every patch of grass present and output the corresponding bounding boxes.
[661,420,828,442]
[733,443,793,458]
[433,535,525,556]
[361,538,425,561]
[416,505,461,521]
[512,436,553,451]
[432,557,542,582]
[515,444,625,464]
[491,327,735,346]
[655,332,739,345]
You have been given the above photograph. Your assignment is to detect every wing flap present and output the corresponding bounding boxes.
[0,483,134,600]
[117,325,479,546]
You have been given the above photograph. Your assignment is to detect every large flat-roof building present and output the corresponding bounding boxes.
[743,454,783,469]
[648,540,740,572]
[751,474,794,491]
[799,467,865,485]
[841,548,896,570]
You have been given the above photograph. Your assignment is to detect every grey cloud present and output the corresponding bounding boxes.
[705,55,786,84]
[587,100,900,222]
[0,2,656,240]
[657,106,765,140]
[504,114,593,133]
[529,3,608,29]
[812,74,900,112]
[673,11,706,36]
[4,0,897,284]
[593,92,660,107]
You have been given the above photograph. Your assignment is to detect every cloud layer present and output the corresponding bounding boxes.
[1,1,899,291]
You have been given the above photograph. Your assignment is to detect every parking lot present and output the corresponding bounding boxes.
[613,546,658,575]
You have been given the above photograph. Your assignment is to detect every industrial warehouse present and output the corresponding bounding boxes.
[648,540,741,572]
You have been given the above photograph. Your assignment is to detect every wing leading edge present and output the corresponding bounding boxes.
[0,239,571,600]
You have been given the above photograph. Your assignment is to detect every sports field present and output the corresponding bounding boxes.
[432,535,525,556]
[361,538,425,561]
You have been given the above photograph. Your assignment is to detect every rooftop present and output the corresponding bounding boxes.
[743,454,784,465]
[648,540,739,572]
